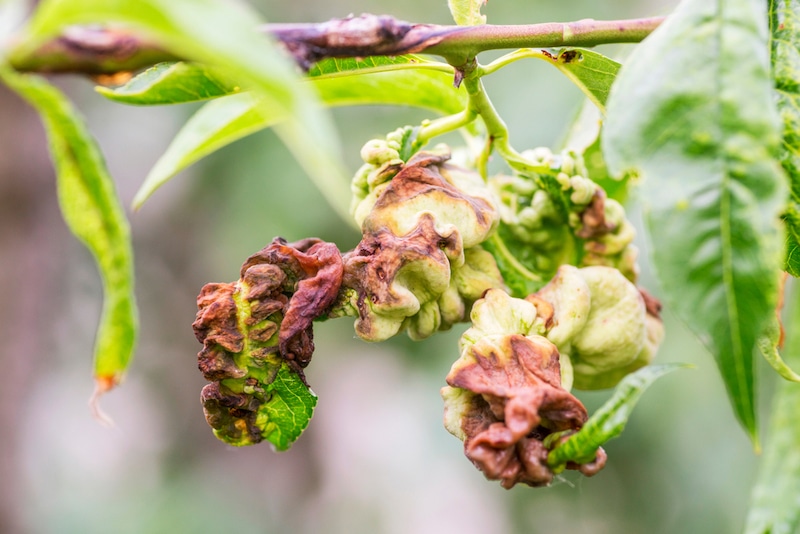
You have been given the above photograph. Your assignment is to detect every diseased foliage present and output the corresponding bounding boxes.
[1,0,800,528]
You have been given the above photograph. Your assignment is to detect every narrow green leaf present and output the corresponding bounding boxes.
[135,92,269,208]
[97,55,453,106]
[0,66,137,399]
[603,0,787,445]
[770,0,800,277]
[448,0,486,26]
[96,62,241,105]
[547,364,688,470]
[262,363,318,451]
[134,66,466,208]
[23,0,352,222]
[745,285,800,533]
[542,48,620,114]
[307,55,453,78]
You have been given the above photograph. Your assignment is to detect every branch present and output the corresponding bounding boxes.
[8,14,664,75]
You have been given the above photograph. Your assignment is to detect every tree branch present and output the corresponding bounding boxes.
[8,14,664,75]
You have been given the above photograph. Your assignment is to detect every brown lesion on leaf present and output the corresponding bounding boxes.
[639,287,662,320]
[575,189,615,240]
[558,49,582,64]
[445,334,598,488]
[201,382,265,446]
[193,283,244,354]
[343,214,456,339]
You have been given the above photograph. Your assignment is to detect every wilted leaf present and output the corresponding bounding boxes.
[0,66,137,406]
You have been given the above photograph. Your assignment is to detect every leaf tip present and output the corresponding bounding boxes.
[89,374,120,428]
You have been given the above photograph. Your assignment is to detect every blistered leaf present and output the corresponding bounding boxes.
[135,62,466,208]
[22,0,351,220]
[745,283,800,533]
[603,0,787,445]
[448,0,486,26]
[96,62,241,105]
[546,364,687,470]
[0,66,137,406]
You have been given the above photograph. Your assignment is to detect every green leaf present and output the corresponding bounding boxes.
[262,363,318,451]
[307,55,453,78]
[770,0,800,277]
[745,286,800,533]
[134,62,465,208]
[96,62,241,105]
[546,363,688,471]
[22,0,352,222]
[448,0,486,26]
[482,231,546,298]
[0,66,137,399]
[541,48,620,114]
[603,0,788,446]
[98,55,453,106]
[135,92,269,208]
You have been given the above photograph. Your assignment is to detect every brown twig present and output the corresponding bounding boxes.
[8,14,664,75]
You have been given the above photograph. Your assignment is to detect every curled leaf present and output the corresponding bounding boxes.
[193,237,343,449]
[443,290,601,488]
[343,150,500,341]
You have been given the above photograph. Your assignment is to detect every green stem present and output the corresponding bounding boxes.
[463,75,549,175]
[428,18,662,65]
[417,109,477,145]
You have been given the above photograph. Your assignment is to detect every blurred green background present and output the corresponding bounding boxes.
[0,0,779,532]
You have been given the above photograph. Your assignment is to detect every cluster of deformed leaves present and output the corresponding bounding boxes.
[485,147,639,298]
[341,141,504,341]
[441,260,663,486]
[193,238,342,450]
[442,289,599,488]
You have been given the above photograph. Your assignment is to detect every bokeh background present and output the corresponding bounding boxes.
[0,0,781,532]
